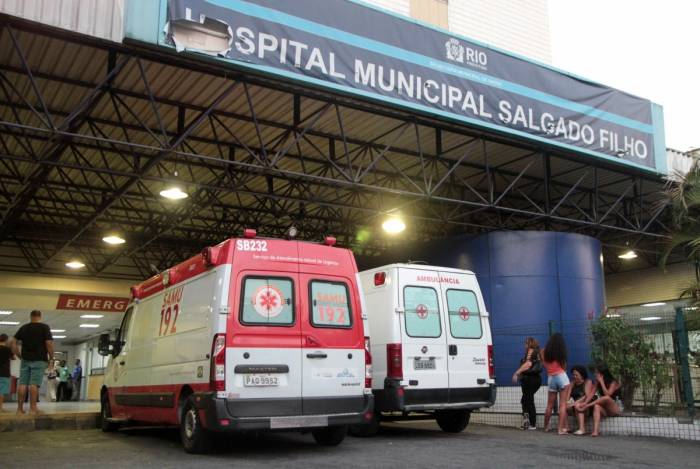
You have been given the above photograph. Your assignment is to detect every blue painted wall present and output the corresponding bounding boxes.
[360,231,605,384]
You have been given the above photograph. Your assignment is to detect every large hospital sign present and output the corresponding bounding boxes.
[130,0,666,171]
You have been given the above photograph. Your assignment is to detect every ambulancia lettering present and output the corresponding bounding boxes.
[415,275,460,284]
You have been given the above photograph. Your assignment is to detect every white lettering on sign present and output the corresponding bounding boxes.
[416,275,461,285]
[236,239,268,252]
[56,294,129,312]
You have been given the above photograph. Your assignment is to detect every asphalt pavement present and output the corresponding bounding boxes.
[0,421,698,468]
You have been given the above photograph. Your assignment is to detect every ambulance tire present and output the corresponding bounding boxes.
[100,393,120,432]
[435,409,471,433]
[348,412,380,437]
[180,397,212,454]
[312,425,348,446]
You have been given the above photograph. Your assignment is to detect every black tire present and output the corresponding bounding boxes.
[349,412,380,437]
[312,425,348,446]
[180,397,212,454]
[435,409,471,433]
[100,393,120,432]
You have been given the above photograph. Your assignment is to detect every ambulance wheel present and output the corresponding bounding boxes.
[435,409,471,433]
[349,412,380,437]
[312,425,348,446]
[100,393,120,432]
[180,398,212,454]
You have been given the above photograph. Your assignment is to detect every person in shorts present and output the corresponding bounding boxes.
[10,310,53,415]
[541,333,571,434]
[0,333,15,412]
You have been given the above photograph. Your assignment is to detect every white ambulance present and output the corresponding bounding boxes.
[98,231,373,453]
[351,264,495,435]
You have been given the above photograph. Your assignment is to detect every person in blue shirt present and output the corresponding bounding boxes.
[71,359,83,401]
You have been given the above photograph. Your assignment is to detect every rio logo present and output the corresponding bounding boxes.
[159,286,183,336]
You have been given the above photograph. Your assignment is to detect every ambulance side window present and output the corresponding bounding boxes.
[446,289,482,339]
[240,277,295,326]
[403,286,441,338]
[117,306,134,349]
[309,280,352,328]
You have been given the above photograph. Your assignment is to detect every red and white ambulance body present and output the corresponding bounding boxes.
[351,264,495,435]
[99,232,373,453]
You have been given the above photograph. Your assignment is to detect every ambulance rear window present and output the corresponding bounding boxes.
[403,286,441,338]
[240,277,295,326]
[310,281,352,328]
[446,289,482,339]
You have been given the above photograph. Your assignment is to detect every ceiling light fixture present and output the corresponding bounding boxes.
[103,235,125,245]
[80,314,104,319]
[51,329,66,333]
[642,302,666,307]
[159,187,188,200]
[66,261,86,269]
[605,313,621,318]
[0,310,13,315]
[382,217,406,234]
[53,335,67,339]
[640,316,662,321]
[0,321,19,325]
[79,324,100,328]
[617,250,637,260]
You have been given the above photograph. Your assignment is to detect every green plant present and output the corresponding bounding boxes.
[639,353,673,412]
[590,317,666,409]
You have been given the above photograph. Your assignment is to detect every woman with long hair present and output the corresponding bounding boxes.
[541,333,571,434]
[568,365,596,435]
[582,363,621,437]
[512,337,542,430]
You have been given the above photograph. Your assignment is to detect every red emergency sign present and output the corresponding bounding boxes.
[56,294,129,312]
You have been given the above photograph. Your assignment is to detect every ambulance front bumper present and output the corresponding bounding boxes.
[192,392,374,432]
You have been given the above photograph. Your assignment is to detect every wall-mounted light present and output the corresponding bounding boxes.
[618,250,637,260]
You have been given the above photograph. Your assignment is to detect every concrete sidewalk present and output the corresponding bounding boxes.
[0,401,99,432]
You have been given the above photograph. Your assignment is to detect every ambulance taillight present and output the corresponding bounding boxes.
[386,343,403,380]
[487,344,495,380]
[364,337,372,389]
[211,334,226,391]
[374,272,386,286]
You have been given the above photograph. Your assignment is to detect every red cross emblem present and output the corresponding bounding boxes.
[415,304,428,319]
[458,307,470,321]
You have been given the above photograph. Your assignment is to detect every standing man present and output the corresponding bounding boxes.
[11,310,53,415]
[0,333,15,412]
[56,360,69,402]
[71,359,82,401]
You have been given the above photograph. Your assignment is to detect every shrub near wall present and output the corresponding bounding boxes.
[590,317,671,411]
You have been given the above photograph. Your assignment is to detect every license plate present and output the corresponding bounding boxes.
[270,415,328,429]
[414,358,436,370]
[243,374,279,386]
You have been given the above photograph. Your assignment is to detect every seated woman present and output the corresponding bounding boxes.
[582,363,621,437]
[567,365,595,435]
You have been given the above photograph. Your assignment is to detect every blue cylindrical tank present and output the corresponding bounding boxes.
[395,231,605,384]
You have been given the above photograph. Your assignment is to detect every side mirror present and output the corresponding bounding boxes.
[98,333,111,356]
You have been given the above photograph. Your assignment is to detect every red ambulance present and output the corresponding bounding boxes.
[98,230,373,453]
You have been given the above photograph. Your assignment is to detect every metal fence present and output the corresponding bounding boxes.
[471,305,699,439]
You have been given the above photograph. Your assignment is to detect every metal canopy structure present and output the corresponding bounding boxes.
[0,19,673,280]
